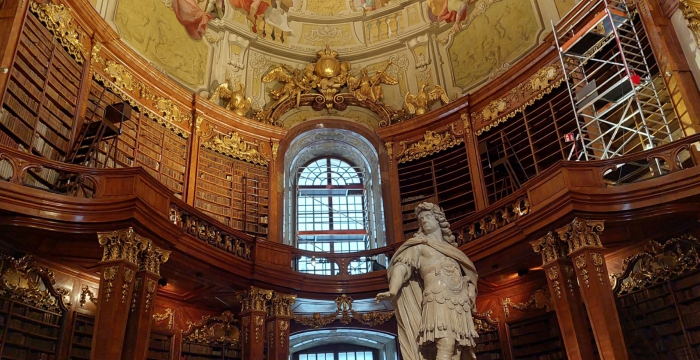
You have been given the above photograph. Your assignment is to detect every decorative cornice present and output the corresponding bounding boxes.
[397,129,464,164]
[29,0,86,64]
[611,233,700,295]
[293,294,394,328]
[531,232,569,266]
[153,308,174,330]
[555,218,605,254]
[237,287,273,313]
[472,64,563,136]
[182,310,240,345]
[0,254,69,313]
[97,228,150,265]
[501,287,552,318]
[201,132,270,166]
[457,196,530,245]
[268,293,297,318]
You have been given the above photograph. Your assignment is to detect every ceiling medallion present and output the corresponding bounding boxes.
[254,46,404,127]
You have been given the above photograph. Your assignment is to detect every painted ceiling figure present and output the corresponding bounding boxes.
[172,0,214,39]
[376,202,478,360]
[427,0,476,32]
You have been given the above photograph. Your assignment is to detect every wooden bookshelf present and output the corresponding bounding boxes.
[195,147,269,238]
[0,297,63,360]
[181,341,241,360]
[397,143,474,239]
[0,11,83,165]
[473,312,502,360]
[507,313,565,360]
[67,313,94,360]
[147,332,172,360]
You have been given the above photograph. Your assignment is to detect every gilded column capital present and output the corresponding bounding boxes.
[555,218,605,254]
[138,241,171,276]
[530,232,569,266]
[237,287,273,313]
[268,292,297,318]
[97,228,150,265]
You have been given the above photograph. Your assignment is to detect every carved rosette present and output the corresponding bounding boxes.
[97,228,149,265]
[531,232,569,266]
[268,293,297,318]
[555,218,605,254]
[574,254,590,288]
[237,287,273,313]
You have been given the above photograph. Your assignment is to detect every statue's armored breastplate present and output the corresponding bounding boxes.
[420,255,465,299]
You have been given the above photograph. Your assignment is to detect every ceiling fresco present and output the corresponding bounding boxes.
[95,0,578,128]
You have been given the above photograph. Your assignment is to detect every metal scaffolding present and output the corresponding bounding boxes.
[553,0,679,161]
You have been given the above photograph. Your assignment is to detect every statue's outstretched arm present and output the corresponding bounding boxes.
[376,263,410,302]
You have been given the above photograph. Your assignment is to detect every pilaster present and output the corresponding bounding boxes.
[266,292,296,360]
[237,286,273,360]
[92,228,149,359]
[555,218,628,360]
[122,241,171,360]
[531,232,595,360]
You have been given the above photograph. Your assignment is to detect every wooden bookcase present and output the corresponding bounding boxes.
[473,312,502,360]
[397,143,474,239]
[0,11,82,162]
[477,88,577,205]
[195,147,269,238]
[147,332,172,360]
[67,312,94,360]
[181,341,241,360]
[507,313,565,360]
[0,298,63,360]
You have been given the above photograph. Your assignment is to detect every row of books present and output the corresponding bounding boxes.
[6,331,56,352]
[34,134,63,160]
[684,311,700,329]
[680,301,700,316]
[0,107,33,145]
[475,353,502,360]
[73,334,92,346]
[36,123,68,152]
[161,176,184,193]
[8,318,60,338]
[70,347,91,359]
[198,172,233,187]
[19,307,61,325]
[194,199,233,216]
[4,346,55,360]
[7,80,40,115]
[0,128,18,149]
[47,75,78,104]
[136,153,160,171]
[509,320,552,337]
[182,343,225,355]
[474,341,501,352]
[201,210,230,226]
[10,66,42,102]
[147,350,170,359]
[16,45,49,78]
[676,283,700,302]
[162,164,184,182]
[21,18,53,56]
[198,180,233,197]
[196,190,232,206]
[42,96,75,128]
[44,83,77,116]
[162,147,186,166]
[510,328,559,346]
[674,272,700,291]
[38,108,72,139]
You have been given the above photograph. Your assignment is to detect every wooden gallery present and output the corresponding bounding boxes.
[1,0,700,358]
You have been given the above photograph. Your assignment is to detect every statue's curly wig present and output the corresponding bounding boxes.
[414,202,456,247]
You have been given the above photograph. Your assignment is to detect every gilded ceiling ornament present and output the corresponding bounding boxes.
[473,64,563,136]
[681,0,700,44]
[501,287,552,318]
[209,80,252,117]
[201,132,270,166]
[611,234,700,295]
[404,84,450,116]
[397,129,464,164]
[237,287,273,313]
[183,311,240,345]
[29,0,86,63]
[268,292,296,318]
[555,218,605,254]
[79,285,97,308]
[347,61,399,104]
[195,117,215,139]
[153,308,175,330]
[531,232,569,266]
[293,294,394,329]
[97,228,151,265]
[0,254,68,313]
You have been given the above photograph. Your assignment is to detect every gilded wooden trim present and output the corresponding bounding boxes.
[0,254,69,313]
[153,308,174,330]
[397,129,464,164]
[501,287,552,318]
[201,132,270,166]
[29,0,86,64]
[293,294,394,328]
[182,310,240,345]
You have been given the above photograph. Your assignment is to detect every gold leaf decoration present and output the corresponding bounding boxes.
[293,294,394,329]
[201,132,270,166]
[472,309,499,332]
[29,0,85,64]
[183,310,240,345]
[501,287,552,318]
[153,308,174,329]
[397,130,464,164]
[0,254,68,313]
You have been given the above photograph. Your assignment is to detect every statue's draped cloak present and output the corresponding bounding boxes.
[389,235,478,360]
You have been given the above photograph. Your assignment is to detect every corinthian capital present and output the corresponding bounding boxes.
[237,286,273,313]
[139,241,171,276]
[555,218,605,254]
[531,232,569,266]
[269,292,297,318]
[97,228,150,265]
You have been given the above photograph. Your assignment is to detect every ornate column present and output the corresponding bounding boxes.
[266,292,297,360]
[555,218,628,360]
[237,287,273,360]
[385,141,405,244]
[531,233,595,360]
[460,113,489,210]
[122,241,171,360]
[92,228,149,359]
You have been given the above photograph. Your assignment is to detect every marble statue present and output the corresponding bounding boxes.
[376,202,478,360]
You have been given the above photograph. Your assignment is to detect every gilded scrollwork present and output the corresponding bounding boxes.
[473,64,563,136]
[0,255,68,313]
[531,231,569,266]
[268,293,297,318]
[144,278,156,311]
[153,308,174,330]
[472,309,499,333]
[293,294,394,329]
[547,267,562,299]
[139,241,171,276]
[237,287,273,313]
[397,130,464,164]
[501,288,552,318]
[29,0,86,64]
[97,228,150,265]
[680,0,700,45]
[79,285,97,308]
[611,234,700,295]
[183,310,240,346]
[271,141,280,161]
[458,196,530,245]
[201,132,270,166]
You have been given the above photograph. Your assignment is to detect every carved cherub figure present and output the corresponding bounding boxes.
[262,65,313,110]
[209,79,252,117]
[404,83,451,115]
[347,61,398,103]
